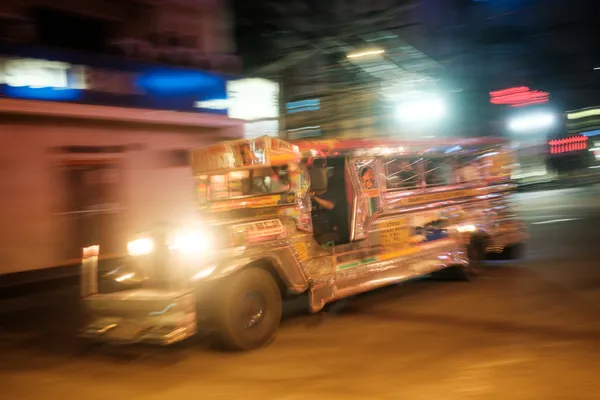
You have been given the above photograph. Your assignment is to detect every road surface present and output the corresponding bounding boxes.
[1,186,600,399]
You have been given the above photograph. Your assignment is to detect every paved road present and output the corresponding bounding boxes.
[2,186,600,399]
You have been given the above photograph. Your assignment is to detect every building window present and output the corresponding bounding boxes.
[182,36,197,48]
[456,156,484,183]
[164,150,189,167]
[33,8,109,53]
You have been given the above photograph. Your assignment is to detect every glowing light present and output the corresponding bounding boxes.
[508,113,555,132]
[582,129,600,137]
[192,266,216,281]
[531,218,580,225]
[395,97,447,121]
[567,107,600,120]
[127,237,154,257]
[169,229,211,254]
[137,69,222,94]
[227,78,279,121]
[457,224,476,233]
[115,273,135,282]
[490,86,550,107]
[549,136,588,154]
[347,49,385,59]
[82,245,100,258]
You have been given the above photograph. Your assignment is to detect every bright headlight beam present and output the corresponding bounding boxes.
[127,238,154,257]
[169,230,211,254]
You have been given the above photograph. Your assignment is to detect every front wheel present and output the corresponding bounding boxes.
[213,268,282,351]
[498,243,525,260]
[468,238,486,267]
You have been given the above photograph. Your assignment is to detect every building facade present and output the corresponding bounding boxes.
[234,0,442,140]
[0,0,239,73]
[0,0,258,279]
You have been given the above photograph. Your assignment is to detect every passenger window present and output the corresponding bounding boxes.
[456,157,483,183]
[384,158,420,190]
[425,158,455,187]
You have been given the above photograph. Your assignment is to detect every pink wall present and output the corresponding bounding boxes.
[0,121,236,274]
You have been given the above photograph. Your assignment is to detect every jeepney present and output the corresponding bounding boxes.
[80,136,526,351]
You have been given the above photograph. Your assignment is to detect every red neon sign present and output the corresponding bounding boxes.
[490,86,550,107]
[549,136,588,154]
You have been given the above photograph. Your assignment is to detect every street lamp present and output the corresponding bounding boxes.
[347,49,385,59]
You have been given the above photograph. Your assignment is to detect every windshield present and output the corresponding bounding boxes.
[198,166,290,202]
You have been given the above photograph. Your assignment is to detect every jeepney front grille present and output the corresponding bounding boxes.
[141,228,172,289]
[123,224,233,290]
[207,225,233,248]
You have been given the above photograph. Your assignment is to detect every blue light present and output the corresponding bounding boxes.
[581,129,600,137]
[137,69,224,96]
[2,85,82,101]
[286,99,320,114]
[445,145,462,154]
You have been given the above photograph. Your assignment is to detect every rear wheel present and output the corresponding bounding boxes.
[434,238,486,281]
[499,243,525,260]
[213,268,282,351]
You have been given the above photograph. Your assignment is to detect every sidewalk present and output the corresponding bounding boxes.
[0,266,79,299]
[0,285,78,315]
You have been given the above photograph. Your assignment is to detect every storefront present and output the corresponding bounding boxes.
[0,44,267,277]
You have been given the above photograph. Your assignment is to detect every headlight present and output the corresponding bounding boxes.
[127,237,154,256]
[169,229,211,255]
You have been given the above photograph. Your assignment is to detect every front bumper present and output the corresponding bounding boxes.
[81,289,198,346]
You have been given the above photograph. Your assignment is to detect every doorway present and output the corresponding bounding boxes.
[310,157,350,246]
[60,161,123,261]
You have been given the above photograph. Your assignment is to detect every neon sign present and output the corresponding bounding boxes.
[0,52,229,114]
[490,86,550,107]
[549,136,588,154]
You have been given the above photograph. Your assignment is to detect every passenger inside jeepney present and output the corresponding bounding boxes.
[457,158,481,183]
[386,159,419,189]
[310,162,348,245]
[249,166,290,194]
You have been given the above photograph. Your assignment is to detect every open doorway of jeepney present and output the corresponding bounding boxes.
[56,159,124,263]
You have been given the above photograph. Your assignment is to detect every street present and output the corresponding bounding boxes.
[2,186,600,399]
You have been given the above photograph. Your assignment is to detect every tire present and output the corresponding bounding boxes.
[431,265,471,281]
[213,268,282,351]
[434,238,486,281]
[467,238,486,268]
[499,243,525,260]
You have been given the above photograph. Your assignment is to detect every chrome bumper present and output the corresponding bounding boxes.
[81,289,197,346]
[80,319,195,346]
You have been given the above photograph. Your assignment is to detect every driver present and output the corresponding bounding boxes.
[310,167,342,244]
